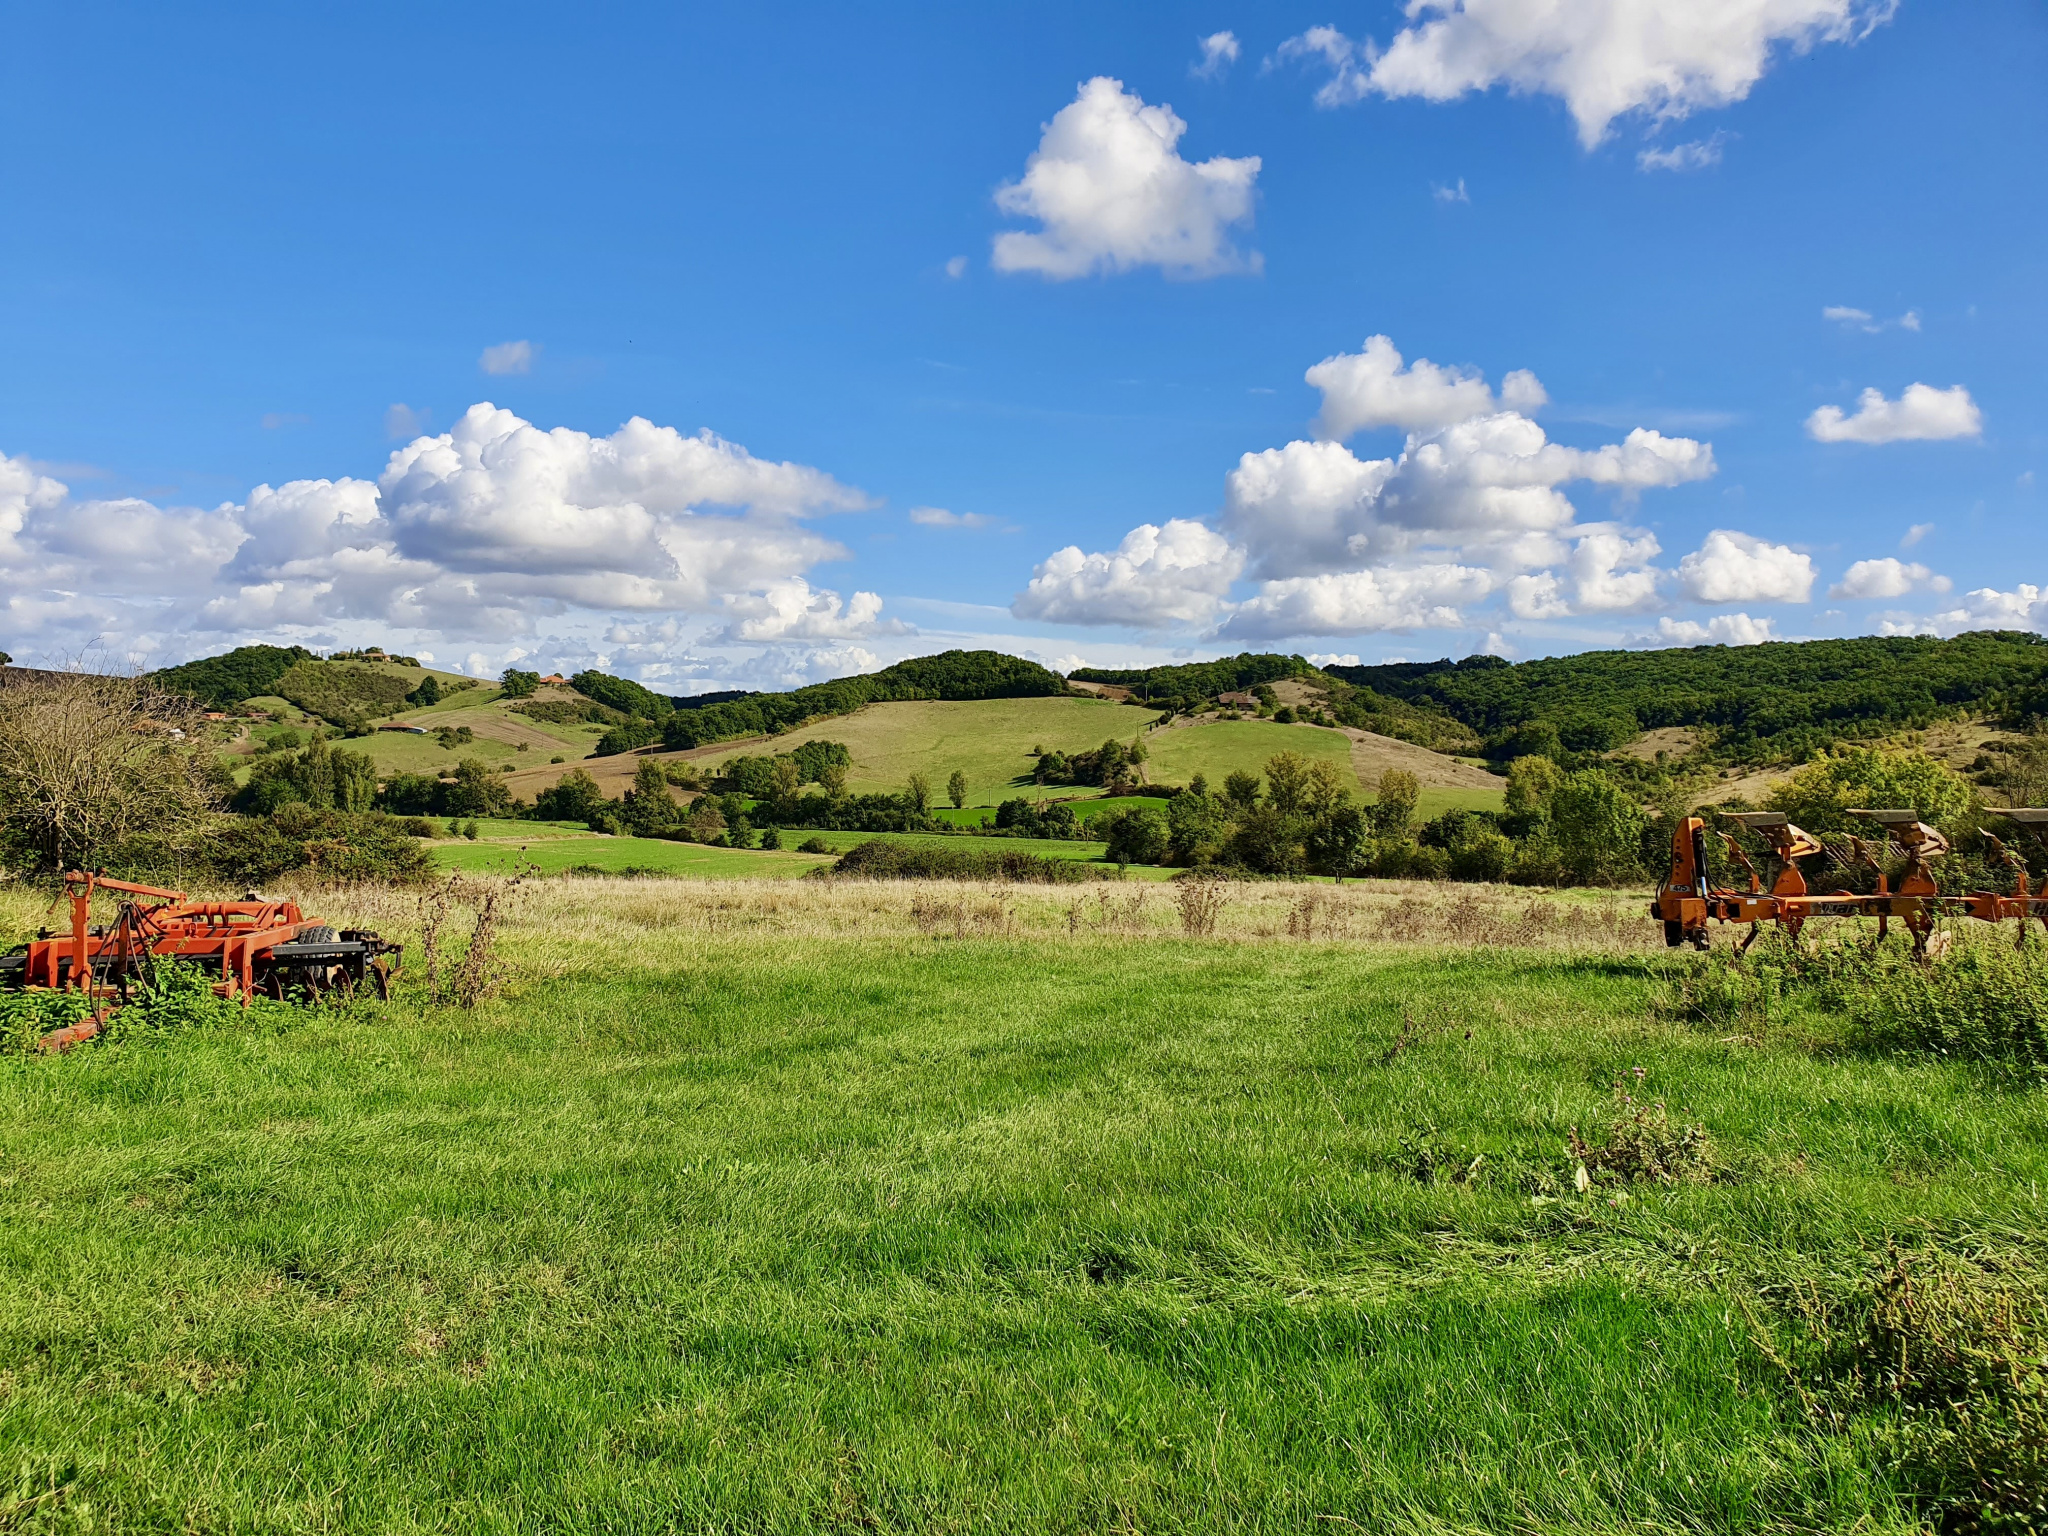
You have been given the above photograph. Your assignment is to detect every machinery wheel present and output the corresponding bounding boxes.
[298,925,337,944]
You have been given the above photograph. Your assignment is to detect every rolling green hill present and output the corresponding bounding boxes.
[1323,630,2048,765]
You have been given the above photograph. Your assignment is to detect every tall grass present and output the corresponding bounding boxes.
[1660,928,2048,1083]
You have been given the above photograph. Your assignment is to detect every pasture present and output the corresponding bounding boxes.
[1,873,2039,1532]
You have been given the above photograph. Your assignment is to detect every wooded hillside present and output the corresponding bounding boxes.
[1325,632,2048,764]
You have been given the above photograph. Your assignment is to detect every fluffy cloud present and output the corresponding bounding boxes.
[1307,335,1547,438]
[1568,527,1664,611]
[0,403,886,669]
[1222,411,1710,581]
[711,579,908,643]
[1011,519,1243,628]
[992,77,1261,280]
[1929,586,2048,636]
[1807,383,1983,444]
[1677,529,1815,604]
[1647,613,1779,647]
[1829,557,1950,600]
[1224,564,1493,639]
[1281,1,1895,146]
[1015,334,1727,641]
[1191,31,1240,79]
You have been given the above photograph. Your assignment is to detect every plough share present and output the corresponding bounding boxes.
[1652,807,2048,958]
[1,870,400,1050]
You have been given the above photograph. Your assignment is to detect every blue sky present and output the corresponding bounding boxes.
[1,1,2041,687]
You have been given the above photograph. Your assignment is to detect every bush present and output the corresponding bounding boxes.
[992,798,1086,840]
[1099,806,1169,865]
[200,806,437,886]
[1659,932,2048,1082]
[828,840,1111,883]
[533,769,610,828]
[797,836,832,854]
[235,736,378,815]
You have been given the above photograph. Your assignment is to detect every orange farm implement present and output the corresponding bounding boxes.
[0,870,399,1050]
[1652,807,2048,959]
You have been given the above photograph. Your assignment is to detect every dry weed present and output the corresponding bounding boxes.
[1174,879,1225,938]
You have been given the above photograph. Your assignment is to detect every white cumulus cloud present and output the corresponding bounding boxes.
[0,403,886,670]
[1308,334,1546,438]
[1280,1,1894,146]
[991,77,1261,280]
[1647,613,1779,647]
[1807,383,1983,444]
[1928,585,2048,636]
[1829,557,1950,600]
[1011,519,1243,628]
[1677,529,1815,604]
[1017,333,1726,642]
[1225,564,1494,639]
[712,580,909,643]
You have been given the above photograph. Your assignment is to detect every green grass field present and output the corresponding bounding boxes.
[427,827,1187,881]
[431,834,835,879]
[1,875,2031,1531]
[691,696,1169,805]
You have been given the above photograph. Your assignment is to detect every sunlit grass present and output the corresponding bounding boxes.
[0,874,2028,1530]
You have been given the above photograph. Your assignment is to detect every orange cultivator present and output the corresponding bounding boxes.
[1651,808,2048,959]
[1,870,399,1050]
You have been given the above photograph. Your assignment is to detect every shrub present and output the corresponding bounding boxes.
[1100,806,1168,865]
[828,840,1111,883]
[532,769,610,827]
[1567,1071,1714,1187]
[200,805,437,886]
[797,836,832,854]
[993,798,1086,840]
[759,827,783,850]
[0,669,224,873]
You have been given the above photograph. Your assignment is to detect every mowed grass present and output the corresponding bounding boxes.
[1145,716,1358,790]
[432,834,834,878]
[427,829,1183,881]
[0,876,2013,1530]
